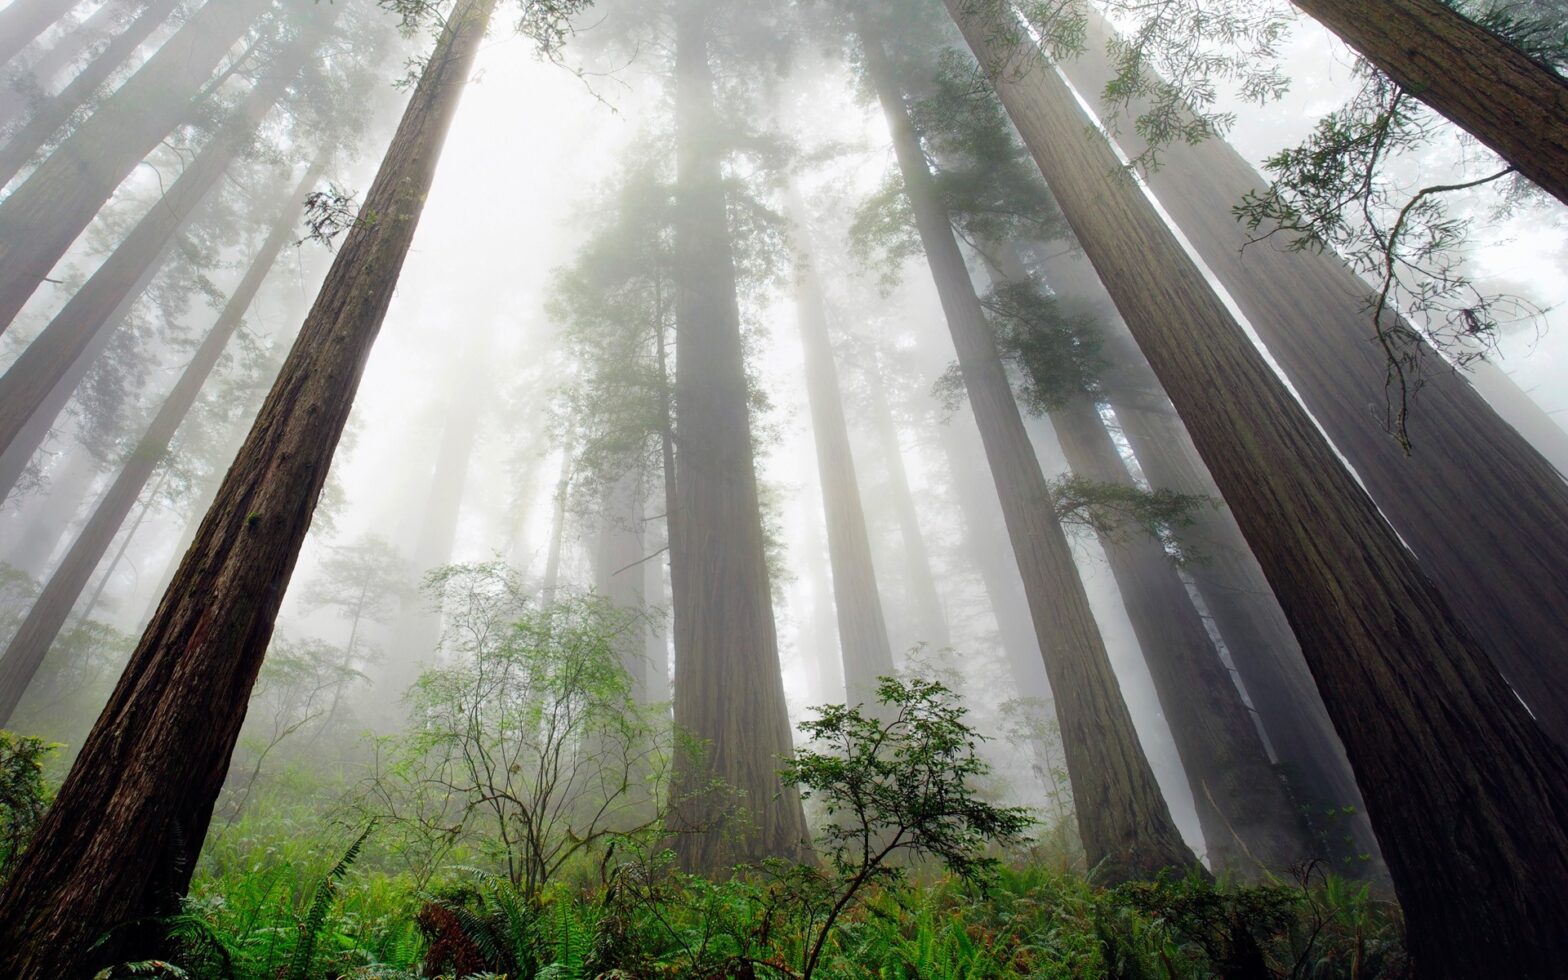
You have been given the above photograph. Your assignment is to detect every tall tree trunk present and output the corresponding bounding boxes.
[860,25,1194,882]
[0,0,496,971]
[1049,394,1309,875]
[0,23,321,500]
[1461,357,1568,474]
[594,465,651,701]
[0,0,127,128]
[667,0,810,870]
[795,501,845,707]
[0,0,274,333]
[0,445,96,579]
[1288,0,1568,207]
[642,524,670,706]
[0,0,80,70]
[948,4,1568,972]
[372,338,485,726]
[0,0,181,183]
[1059,11,1568,744]
[0,162,318,727]
[1035,242,1383,871]
[930,408,1047,704]
[72,465,166,629]
[791,210,896,708]
[864,357,950,652]
[540,440,572,604]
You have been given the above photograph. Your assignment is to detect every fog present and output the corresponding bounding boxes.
[1,0,1567,971]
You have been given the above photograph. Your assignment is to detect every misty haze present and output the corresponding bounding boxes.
[0,0,1565,976]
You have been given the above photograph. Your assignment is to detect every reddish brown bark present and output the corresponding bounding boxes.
[0,1,497,972]
[1290,0,1568,207]
[948,3,1568,972]
[791,209,896,708]
[0,162,320,727]
[1060,9,1568,748]
[666,0,810,871]
[0,0,273,333]
[862,24,1195,882]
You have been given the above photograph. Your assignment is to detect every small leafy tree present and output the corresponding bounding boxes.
[367,563,671,896]
[780,677,1035,979]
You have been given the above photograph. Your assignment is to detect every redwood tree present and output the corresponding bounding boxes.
[0,0,274,332]
[666,0,811,870]
[0,162,321,727]
[0,14,329,501]
[0,0,183,184]
[0,0,79,69]
[859,20,1195,882]
[0,0,504,971]
[946,2,1568,972]
[1289,0,1568,207]
[791,206,896,709]
[1060,8,1568,747]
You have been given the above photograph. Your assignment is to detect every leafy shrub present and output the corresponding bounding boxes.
[0,729,54,882]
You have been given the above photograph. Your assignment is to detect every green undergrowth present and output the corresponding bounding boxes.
[99,851,1405,979]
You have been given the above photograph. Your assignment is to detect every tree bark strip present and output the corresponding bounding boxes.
[1059,10,1568,744]
[947,3,1568,972]
[1036,242,1383,870]
[791,207,896,708]
[861,23,1195,882]
[0,21,321,501]
[0,0,81,70]
[0,0,496,971]
[0,0,274,333]
[1049,393,1310,875]
[0,0,182,183]
[1289,0,1568,207]
[0,162,319,727]
[667,0,810,870]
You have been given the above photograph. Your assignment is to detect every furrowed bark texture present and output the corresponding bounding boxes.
[985,247,1308,872]
[0,0,80,70]
[0,0,274,333]
[1037,243,1382,870]
[0,1,495,972]
[1061,9,1568,747]
[0,0,182,184]
[948,4,1568,973]
[667,0,810,870]
[0,23,321,500]
[0,163,319,726]
[862,25,1194,883]
[791,216,896,708]
[1290,0,1568,207]
[1049,394,1309,875]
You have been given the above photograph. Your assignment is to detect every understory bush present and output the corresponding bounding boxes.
[73,676,1405,978]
